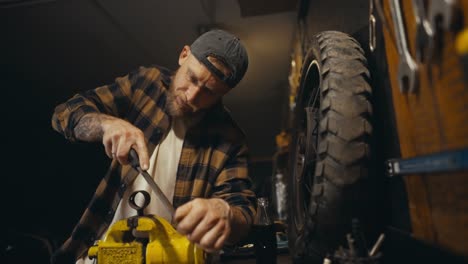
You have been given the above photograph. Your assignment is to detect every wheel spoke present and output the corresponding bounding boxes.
[304,181,312,194]
[296,154,305,172]
[306,83,320,107]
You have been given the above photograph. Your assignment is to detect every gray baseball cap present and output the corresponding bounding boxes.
[190,29,249,88]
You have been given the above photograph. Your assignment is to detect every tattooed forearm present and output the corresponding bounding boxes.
[74,113,116,141]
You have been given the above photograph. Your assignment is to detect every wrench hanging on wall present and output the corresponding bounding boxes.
[427,0,458,61]
[412,0,434,62]
[390,0,419,93]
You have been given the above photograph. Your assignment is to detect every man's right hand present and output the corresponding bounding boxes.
[101,117,149,170]
[73,113,149,169]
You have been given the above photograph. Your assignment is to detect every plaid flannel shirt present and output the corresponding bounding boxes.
[51,65,256,261]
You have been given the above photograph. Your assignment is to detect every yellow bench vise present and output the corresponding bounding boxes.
[88,215,205,264]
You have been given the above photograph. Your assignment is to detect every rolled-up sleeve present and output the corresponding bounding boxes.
[212,143,256,225]
[51,66,154,141]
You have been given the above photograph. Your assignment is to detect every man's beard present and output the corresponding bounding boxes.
[166,80,198,119]
[166,88,183,117]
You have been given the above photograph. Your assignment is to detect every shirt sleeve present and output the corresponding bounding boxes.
[51,66,160,142]
[212,142,257,226]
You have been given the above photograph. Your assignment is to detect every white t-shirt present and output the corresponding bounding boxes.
[77,118,186,264]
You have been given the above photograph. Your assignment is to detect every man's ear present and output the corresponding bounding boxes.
[178,45,191,66]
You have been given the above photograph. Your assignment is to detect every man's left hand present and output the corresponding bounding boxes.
[173,198,231,252]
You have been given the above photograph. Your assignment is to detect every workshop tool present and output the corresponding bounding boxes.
[455,28,468,57]
[390,0,419,93]
[429,0,456,31]
[412,0,433,62]
[369,0,377,52]
[455,28,468,82]
[427,0,457,61]
[386,148,468,177]
[128,148,175,217]
[327,219,384,264]
[87,149,205,263]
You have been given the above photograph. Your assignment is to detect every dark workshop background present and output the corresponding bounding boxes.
[0,0,297,243]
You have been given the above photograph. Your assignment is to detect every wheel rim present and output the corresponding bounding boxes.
[292,59,321,233]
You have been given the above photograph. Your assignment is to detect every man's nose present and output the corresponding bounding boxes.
[185,85,201,103]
